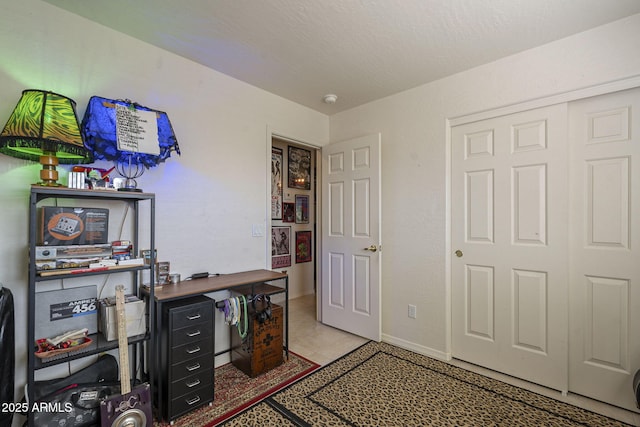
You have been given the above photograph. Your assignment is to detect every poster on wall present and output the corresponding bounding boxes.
[271,147,283,219]
[296,231,312,263]
[295,195,310,224]
[288,146,311,190]
[271,226,291,268]
[282,202,295,223]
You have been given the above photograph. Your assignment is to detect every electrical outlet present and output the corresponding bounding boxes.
[408,304,417,319]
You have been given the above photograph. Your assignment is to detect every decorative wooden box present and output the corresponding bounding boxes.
[231,303,283,377]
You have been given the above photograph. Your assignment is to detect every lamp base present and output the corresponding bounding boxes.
[114,164,144,193]
[38,153,63,186]
[36,181,64,187]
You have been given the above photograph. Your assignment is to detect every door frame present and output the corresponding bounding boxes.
[266,128,323,321]
[445,75,640,357]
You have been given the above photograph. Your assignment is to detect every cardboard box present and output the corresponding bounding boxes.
[99,295,146,341]
[35,260,57,271]
[35,286,98,339]
[40,207,109,245]
[35,244,113,261]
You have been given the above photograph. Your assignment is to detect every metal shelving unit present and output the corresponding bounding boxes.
[26,186,155,426]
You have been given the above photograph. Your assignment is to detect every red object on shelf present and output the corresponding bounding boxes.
[35,336,92,359]
[72,166,115,181]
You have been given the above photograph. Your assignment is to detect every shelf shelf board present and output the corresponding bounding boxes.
[34,332,149,370]
[231,283,286,296]
[35,264,151,282]
[31,185,155,202]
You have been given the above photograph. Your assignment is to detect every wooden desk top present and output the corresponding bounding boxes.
[150,269,287,302]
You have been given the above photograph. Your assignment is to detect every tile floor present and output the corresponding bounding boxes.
[287,293,367,366]
[287,294,640,426]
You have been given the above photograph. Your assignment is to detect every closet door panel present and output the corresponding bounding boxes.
[569,87,640,412]
[452,104,568,392]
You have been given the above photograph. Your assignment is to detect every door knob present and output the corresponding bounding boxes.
[455,250,463,258]
[364,245,378,252]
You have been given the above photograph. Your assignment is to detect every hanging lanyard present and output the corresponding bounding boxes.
[236,295,248,339]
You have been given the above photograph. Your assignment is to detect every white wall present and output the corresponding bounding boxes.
[329,14,640,357]
[0,0,328,419]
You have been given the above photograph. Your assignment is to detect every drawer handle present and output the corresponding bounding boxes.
[187,314,202,321]
[186,379,201,388]
[186,363,201,372]
[186,330,201,337]
[186,396,201,406]
[186,346,201,354]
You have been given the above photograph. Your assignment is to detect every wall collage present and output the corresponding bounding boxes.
[271,140,315,270]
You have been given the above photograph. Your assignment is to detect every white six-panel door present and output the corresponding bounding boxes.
[569,87,640,411]
[321,133,382,341]
[451,104,569,392]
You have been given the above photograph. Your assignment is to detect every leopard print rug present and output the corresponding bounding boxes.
[220,341,633,426]
[154,351,319,426]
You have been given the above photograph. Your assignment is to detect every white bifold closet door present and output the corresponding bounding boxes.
[452,86,640,412]
[568,87,640,412]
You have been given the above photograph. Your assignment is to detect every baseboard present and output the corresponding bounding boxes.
[381,334,451,361]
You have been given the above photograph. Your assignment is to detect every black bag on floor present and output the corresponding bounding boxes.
[33,382,121,427]
[30,354,118,401]
[0,286,15,427]
[22,354,119,426]
[634,369,640,408]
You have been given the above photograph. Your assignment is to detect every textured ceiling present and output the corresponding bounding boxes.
[43,0,640,114]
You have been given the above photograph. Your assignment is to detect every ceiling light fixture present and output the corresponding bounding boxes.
[323,94,338,104]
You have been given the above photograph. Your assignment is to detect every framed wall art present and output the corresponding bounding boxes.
[282,202,295,223]
[295,194,310,224]
[288,146,311,190]
[271,226,291,268]
[295,231,312,263]
[271,147,283,219]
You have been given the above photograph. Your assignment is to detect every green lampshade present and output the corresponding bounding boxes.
[0,89,91,162]
[0,90,92,185]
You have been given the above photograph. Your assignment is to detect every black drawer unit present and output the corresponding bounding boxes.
[156,295,214,422]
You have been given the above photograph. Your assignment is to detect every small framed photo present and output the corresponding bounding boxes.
[282,202,295,223]
[271,226,291,268]
[295,195,310,224]
[288,146,311,190]
[296,231,312,263]
[271,147,283,219]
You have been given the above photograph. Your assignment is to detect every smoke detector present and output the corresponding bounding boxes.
[323,94,338,104]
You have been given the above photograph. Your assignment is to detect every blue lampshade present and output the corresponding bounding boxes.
[81,96,180,191]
